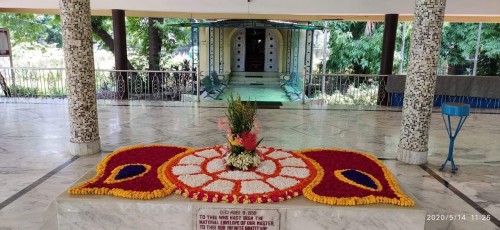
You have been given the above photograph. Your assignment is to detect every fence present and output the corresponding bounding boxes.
[0,67,200,101]
[385,75,500,109]
[292,73,500,111]
[296,73,387,106]
[1,67,499,111]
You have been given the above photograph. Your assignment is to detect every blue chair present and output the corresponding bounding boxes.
[440,102,470,173]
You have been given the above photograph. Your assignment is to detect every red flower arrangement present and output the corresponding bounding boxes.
[218,93,263,170]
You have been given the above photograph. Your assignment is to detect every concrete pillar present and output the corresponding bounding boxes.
[378,14,399,106]
[397,0,446,164]
[60,0,101,155]
[199,28,209,74]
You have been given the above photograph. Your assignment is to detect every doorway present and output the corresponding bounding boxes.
[245,29,265,72]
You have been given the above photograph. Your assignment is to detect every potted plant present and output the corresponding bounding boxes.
[218,92,263,170]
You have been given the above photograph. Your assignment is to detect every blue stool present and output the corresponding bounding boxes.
[440,102,470,173]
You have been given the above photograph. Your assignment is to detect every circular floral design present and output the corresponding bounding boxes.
[164,146,316,203]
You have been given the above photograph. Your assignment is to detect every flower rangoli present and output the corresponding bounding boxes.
[69,145,414,207]
[164,146,316,203]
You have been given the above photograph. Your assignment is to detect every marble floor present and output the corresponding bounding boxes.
[0,100,499,229]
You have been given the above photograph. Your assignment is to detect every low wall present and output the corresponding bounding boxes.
[386,75,500,108]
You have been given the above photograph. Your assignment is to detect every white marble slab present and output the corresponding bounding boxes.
[55,170,425,230]
[2,102,499,230]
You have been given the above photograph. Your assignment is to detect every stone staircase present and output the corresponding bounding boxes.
[228,72,281,87]
[220,72,289,102]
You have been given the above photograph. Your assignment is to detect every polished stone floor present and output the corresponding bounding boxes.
[0,100,499,229]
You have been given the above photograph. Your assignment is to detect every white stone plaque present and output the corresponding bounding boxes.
[196,208,280,230]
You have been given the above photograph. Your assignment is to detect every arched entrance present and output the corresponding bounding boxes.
[231,29,279,72]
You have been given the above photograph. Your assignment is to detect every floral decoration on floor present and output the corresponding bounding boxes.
[68,94,413,206]
[299,148,415,206]
[164,146,316,203]
[68,145,192,199]
[69,145,414,206]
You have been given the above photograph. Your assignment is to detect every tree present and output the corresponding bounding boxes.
[440,23,500,76]
[0,14,62,47]
[0,73,11,96]
[394,22,412,74]
[325,21,384,74]
[0,13,63,96]
[90,16,135,70]
[127,17,189,70]
[0,14,48,45]
[148,18,163,71]
[126,17,189,93]
[1,13,189,71]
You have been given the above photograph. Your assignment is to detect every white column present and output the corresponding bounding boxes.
[398,0,447,164]
[60,0,101,155]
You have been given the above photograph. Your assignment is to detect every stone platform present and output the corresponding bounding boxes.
[55,170,426,230]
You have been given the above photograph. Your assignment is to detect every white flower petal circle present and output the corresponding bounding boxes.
[166,146,316,203]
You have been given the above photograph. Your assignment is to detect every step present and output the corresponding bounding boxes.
[231,72,281,78]
[55,170,426,230]
[229,78,280,85]
[229,73,281,86]
[229,83,281,87]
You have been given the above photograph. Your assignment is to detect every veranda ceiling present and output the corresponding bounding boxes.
[1,0,499,22]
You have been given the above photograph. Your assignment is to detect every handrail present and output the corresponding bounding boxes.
[0,67,200,101]
[0,67,196,74]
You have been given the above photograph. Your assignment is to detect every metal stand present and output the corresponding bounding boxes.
[439,103,470,173]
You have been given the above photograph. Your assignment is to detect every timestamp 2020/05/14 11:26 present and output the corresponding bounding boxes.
[426,214,491,221]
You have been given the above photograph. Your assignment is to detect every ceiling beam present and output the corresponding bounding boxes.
[1,8,500,23]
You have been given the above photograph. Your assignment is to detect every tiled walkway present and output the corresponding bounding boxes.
[0,100,499,229]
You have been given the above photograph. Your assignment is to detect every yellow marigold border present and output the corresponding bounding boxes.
[163,146,313,204]
[295,148,415,207]
[333,169,383,192]
[68,144,194,200]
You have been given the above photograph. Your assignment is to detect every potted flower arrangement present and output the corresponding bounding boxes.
[218,93,263,170]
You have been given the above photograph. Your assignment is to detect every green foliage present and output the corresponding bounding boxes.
[38,15,62,47]
[326,21,384,74]
[90,16,113,50]
[441,23,476,65]
[0,13,61,46]
[324,21,499,76]
[12,85,39,96]
[441,23,500,76]
[47,87,67,97]
[11,84,67,97]
[2,13,189,70]
[127,17,190,59]
[225,92,257,135]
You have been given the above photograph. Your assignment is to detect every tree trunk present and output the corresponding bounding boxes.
[148,17,163,94]
[90,17,135,70]
[447,64,465,75]
[0,72,11,97]
[148,17,163,70]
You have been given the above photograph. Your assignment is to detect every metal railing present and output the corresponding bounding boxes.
[1,67,499,112]
[0,67,66,97]
[296,73,388,106]
[0,67,201,101]
[95,69,199,101]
